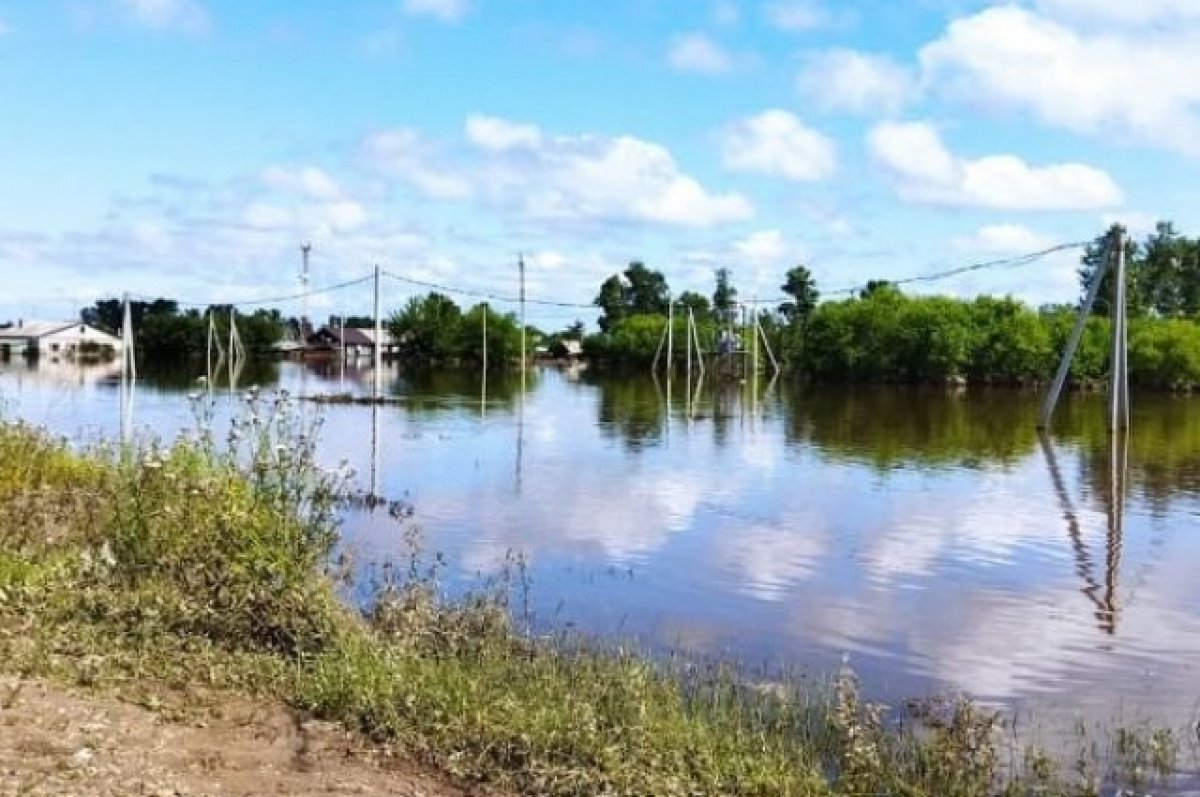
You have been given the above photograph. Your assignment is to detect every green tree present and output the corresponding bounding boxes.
[623,262,670,315]
[676,291,711,318]
[779,266,819,325]
[712,268,738,326]
[457,303,521,368]
[388,292,463,366]
[594,275,628,333]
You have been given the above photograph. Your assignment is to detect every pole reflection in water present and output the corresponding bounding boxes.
[1039,430,1128,635]
[119,374,135,445]
[370,399,380,500]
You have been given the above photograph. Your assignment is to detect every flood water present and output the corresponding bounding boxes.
[3,357,1199,734]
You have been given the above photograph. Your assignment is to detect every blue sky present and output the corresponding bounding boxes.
[2,0,1199,329]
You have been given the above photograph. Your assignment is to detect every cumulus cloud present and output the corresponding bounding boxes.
[117,0,209,34]
[953,224,1056,254]
[401,0,468,24]
[1035,0,1200,26]
[867,120,1123,210]
[722,110,837,181]
[464,115,543,151]
[666,32,734,75]
[920,5,1200,156]
[362,129,475,201]
[797,49,915,115]
[367,118,753,229]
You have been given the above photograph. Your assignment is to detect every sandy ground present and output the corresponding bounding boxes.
[0,677,481,797]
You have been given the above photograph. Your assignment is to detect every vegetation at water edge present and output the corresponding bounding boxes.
[0,397,1193,796]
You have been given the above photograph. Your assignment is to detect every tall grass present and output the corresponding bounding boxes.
[0,400,1193,796]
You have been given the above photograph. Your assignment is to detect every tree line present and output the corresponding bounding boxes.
[582,223,1200,390]
[82,299,284,360]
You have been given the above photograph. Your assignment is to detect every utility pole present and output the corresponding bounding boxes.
[1039,227,1127,431]
[373,264,382,401]
[1111,229,1130,431]
[300,243,312,352]
[667,295,674,374]
[518,254,527,373]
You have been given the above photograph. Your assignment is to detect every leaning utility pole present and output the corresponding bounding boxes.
[1039,226,1128,431]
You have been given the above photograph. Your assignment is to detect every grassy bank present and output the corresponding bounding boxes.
[0,398,1189,796]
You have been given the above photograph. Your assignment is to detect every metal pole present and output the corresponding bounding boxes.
[1110,229,1126,431]
[1119,241,1131,430]
[686,306,693,386]
[1039,234,1113,430]
[519,254,527,374]
[667,296,674,374]
[373,264,382,401]
[751,301,760,378]
[300,243,311,357]
[693,309,706,379]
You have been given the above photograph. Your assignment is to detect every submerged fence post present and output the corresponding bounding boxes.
[1039,232,1113,430]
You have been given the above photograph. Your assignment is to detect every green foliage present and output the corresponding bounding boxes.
[593,262,670,333]
[386,293,525,370]
[780,265,819,325]
[0,409,1186,797]
[1080,222,1200,318]
[713,268,738,326]
[787,290,1200,389]
[80,298,284,359]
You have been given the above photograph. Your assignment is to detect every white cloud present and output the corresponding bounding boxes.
[260,167,343,201]
[117,0,209,34]
[953,224,1055,254]
[464,115,543,152]
[667,33,734,75]
[797,49,915,115]
[401,0,468,24]
[1035,0,1200,27]
[867,120,1124,210]
[920,6,1200,156]
[733,229,785,262]
[362,129,475,201]
[513,135,754,228]
[764,0,829,32]
[365,120,753,229]
[722,110,837,182]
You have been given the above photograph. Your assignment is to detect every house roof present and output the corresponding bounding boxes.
[0,320,76,339]
[0,321,122,345]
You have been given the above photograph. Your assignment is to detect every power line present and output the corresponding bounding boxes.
[130,274,375,309]
[380,268,595,309]
[121,240,1088,315]
[743,242,1088,304]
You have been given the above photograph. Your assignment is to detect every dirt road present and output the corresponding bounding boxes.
[0,677,480,797]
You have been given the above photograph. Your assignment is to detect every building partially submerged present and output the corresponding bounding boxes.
[0,320,122,361]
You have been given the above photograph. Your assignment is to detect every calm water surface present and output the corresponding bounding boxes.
[3,357,1199,732]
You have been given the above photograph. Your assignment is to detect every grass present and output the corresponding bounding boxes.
[0,394,1194,796]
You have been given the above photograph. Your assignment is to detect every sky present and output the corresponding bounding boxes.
[2,0,1199,330]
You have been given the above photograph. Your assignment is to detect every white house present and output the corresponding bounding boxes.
[0,320,123,361]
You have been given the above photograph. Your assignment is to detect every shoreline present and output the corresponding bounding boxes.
[1,411,1196,796]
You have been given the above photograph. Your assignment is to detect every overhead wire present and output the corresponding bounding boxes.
[121,241,1089,315]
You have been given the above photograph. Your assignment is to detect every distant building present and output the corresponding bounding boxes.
[306,325,399,358]
[0,320,122,361]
